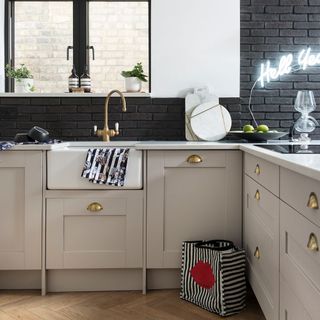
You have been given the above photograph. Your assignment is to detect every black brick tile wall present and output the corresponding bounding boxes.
[0,97,240,141]
[241,0,320,138]
[3,0,319,141]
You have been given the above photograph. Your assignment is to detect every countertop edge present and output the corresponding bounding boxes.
[5,141,320,182]
[240,145,320,182]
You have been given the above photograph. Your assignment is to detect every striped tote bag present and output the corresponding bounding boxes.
[180,240,246,317]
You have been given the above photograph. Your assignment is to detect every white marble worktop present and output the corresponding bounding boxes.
[240,144,320,182]
[4,139,320,182]
[136,141,241,150]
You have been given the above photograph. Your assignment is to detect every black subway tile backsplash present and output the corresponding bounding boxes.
[0,97,241,141]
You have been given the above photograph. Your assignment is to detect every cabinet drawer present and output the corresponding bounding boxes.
[280,168,320,228]
[163,150,226,168]
[280,201,320,295]
[62,198,126,216]
[244,206,278,320]
[46,192,143,269]
[245,174,278,235]
[244,153,279,195]
[280,277,312,320]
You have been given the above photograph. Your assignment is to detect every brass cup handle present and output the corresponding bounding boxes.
[307,192,319,210]
[187,155,203,164]
[307,233,319,252]
[255,164,261,175]
[87,202,103,213]
[255,190,261,201]
[254,246,261,259]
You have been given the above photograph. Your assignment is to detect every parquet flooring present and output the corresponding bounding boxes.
[0,289,265,320]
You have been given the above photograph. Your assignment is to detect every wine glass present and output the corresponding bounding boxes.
[293,90,318,142]
[294,90,316,115]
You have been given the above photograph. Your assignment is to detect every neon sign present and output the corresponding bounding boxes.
[258,48,320,87]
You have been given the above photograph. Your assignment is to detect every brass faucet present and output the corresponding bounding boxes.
[94,89,127,142]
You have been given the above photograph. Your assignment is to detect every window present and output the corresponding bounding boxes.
[5,0,150,93]
[13,1,73,93]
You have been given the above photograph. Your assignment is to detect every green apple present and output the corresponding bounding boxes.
[243,124,255,133]
[256,124,269,133]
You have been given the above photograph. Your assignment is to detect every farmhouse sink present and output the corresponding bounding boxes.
[47,142,142,189]
[63,141,138,148]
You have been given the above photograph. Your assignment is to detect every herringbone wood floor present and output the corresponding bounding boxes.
[0,289,265,320]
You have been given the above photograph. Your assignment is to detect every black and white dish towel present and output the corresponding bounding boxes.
[81,148,130,186]
[0,141,15,151]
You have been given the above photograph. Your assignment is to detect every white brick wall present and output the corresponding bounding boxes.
[89,2,149,93]
[14,1,148,93]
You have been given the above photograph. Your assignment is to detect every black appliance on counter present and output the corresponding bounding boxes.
[255,144,320,154]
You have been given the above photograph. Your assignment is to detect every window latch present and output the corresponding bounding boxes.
[67,46,73,60]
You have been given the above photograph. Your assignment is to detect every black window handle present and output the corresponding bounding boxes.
[87,45,95,60]
[67,46,73,60]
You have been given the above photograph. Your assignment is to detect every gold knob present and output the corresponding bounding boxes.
[255,164,261,175]
[307,233,319,252]
[307,192,319,210]
[87,202,103,212]
[254,246,261,259]
[255,190,261,201]
[187,155,203,164]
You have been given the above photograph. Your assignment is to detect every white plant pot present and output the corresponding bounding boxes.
[125,77,142,92]
[15,79,34,93]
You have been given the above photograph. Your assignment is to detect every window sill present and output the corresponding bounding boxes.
[0,92,151,98]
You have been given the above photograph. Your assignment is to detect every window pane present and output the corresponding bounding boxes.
[89,1,149,93]
[14,2,73,93]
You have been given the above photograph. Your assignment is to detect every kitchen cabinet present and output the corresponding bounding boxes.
[244,153,279,196]
[46,191,143,269]
[280,167,320,228]
[147,150,242,268]
[243,174,280,320]
[0,151,42,270]
[280,198,320,320]
[244,153,320,320]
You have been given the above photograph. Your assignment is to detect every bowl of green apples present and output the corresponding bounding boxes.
[229,124,288,142]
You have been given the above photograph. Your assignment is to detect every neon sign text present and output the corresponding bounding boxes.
[258,48,320,87]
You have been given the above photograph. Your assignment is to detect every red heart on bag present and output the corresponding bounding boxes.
[190,261,215,289]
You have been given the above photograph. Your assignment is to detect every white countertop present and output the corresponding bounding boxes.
[4,142,70,151]
[240,144,320,182]
[4,140,320,182]
[136,141,241,150]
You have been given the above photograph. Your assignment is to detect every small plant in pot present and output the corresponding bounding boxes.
[121,62,147,92]
[5,64,35,93]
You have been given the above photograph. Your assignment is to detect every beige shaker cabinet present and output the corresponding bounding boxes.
[243,174,280,320]
[146,150,242,269]
[46,191,143,269]
[0,151,43,270]
[279,201,320,320]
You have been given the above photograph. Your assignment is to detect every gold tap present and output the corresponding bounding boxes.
[94,89,127,142]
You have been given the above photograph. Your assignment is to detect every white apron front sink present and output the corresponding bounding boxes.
[47,142,142,189]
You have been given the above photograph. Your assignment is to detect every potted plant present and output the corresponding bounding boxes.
[5,64,35,93]
[121,62,147,92]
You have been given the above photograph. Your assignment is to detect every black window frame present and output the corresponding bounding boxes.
[5,0,151,93]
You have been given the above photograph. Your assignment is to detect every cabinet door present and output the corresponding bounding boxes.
[147,150,242,268]
[46,191,143,269]
[280,277,312,320]
[0,151,42,270]
[280,201,320,320]
[244,175,280,320]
